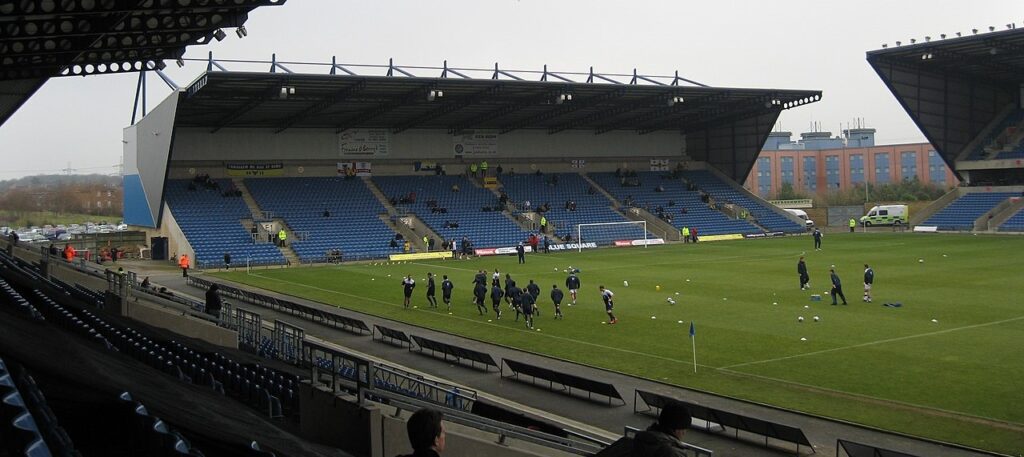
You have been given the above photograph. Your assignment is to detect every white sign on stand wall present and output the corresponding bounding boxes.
[339,129,390,157]
[453,129,498,156]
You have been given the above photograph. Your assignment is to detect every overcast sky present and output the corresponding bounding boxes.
[0,0,1017,179]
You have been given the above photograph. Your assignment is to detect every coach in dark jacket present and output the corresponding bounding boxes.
[797,257,809,290]
[205,284,223,318]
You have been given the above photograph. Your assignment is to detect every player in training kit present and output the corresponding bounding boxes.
[401,276,416,308]
[473,281,487,315]
[565,273,580,305]
[425,273,437,308]
[830,268,848,305]
[813,228,823,251]
[509,284,524,321]
[550,285,564,319]
[599,285,617,324]
[492,269,501,287]
[797,257,810,290]
[490,283,504,319]
[519,287,536,329]
[441,275,454,311]
[863,264,874,302]
[503,274,516,306]
[526,280,541,316]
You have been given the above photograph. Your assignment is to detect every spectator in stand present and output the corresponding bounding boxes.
[205,284,222,319]
[495,164,503,176]
[401,408,446,457]
[428,238,436,251]
[140,276,151,289]
[323,209,331,217]
[451,183,460,193]
[632,402,692,457]
[655,184,665,192]
[390,238,399,248]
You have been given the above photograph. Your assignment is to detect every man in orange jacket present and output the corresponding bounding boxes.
[63,244,75,262]
[179,253,190,277]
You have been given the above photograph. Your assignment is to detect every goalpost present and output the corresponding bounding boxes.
[576,220,647,252]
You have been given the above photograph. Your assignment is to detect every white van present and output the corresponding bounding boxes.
[784,209,814,227]
[860,205,908,226]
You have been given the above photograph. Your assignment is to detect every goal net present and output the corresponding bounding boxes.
[577,221,648,251]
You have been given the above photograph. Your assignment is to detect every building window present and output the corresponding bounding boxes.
[780,157,794,185]
[901,151,917,180]
[875,153,890,183]
[803,156,817,192]
[825,155,840,189]
[758,157,772,196]
[928,150,946,183]
[849,154,864,184]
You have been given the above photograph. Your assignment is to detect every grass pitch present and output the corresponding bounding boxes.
[216,233,1024,453]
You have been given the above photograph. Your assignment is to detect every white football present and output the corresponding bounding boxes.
[918,259,924,263]
[623,280,629,286]
[798,316,804,322]
[554,267,558,271]
[813,316,820,322]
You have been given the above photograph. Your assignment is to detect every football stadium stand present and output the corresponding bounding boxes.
[588,171,761,235]
[498,173,646,243]
[374,175,532,248]
[681,170,805,233]
[244,177,403,262]
[967,110,1024,160]
[997,207,1024,232]
[164,180,285,268]
[921,192,1018,230]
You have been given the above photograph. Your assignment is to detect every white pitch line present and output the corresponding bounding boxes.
[247,272,718,369]
[719,314,1024,370]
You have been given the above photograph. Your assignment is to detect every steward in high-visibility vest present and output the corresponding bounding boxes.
[849,218,856,233]
[179,254,190,277]
[278,229,287,247]
[682,227,690,243]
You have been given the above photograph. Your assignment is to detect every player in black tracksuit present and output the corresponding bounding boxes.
[401,276,416,308]
[830,268,848,305]
[519,289,536,329]
[490,284,504,319]
[550,285,564,319]
[797,257,809,290]
[516,243,526,264]
[504,274,516,306]
[441,275,454,311]
[508,285,523,321]
[473,282,487,315]
[526,280,541,316]
[565,273,581,305]
[426,273,437,308]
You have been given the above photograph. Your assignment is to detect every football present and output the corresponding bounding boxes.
[798,316,804,322]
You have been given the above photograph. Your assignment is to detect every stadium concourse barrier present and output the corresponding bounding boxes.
[836,439,919,457]
[502,358,625,406]
[408,335,499,372]
[187,276,372,335]
[373,324,412,347]
[634,389,813,454]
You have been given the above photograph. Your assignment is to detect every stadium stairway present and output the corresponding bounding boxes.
[991,196,1024,231]
[363,178,438,252]
[484,177,559,240]
[233,178,263,218]
[682,168,805,233]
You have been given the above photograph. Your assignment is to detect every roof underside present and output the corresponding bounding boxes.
[0,0,286,126]
[867,28,1024,172]
[176,71,821,135]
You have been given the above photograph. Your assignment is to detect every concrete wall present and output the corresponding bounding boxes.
[123,299,237,348]
[170,128,685,162]
[299,383,379,457]
[123,93,179,227]
[155,201,193,263]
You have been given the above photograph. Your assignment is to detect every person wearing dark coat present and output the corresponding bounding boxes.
[473,282,487,316]
[519,289,536,329]
[526,280,542,316]
[632,402,692,457]
[830,268,848,305]
[566,273,581,305]
[813,228,823,250]
[224,252,232,270]
[399,408,446,457]
[426,273,438,308]
[490,284,504,319]
[503,274,516,305]
[550,285,564,319]
[205,284,223,319]
[797,256,809,290]
[516,243,526,264]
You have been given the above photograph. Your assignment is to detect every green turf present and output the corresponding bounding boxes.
[215,233,1024,454]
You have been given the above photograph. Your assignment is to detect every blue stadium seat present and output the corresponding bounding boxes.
[923,192,1017,230]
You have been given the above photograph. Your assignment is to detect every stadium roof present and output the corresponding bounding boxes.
[176,69,821,135]
[867,27,1024,171]
[0,0,286,126]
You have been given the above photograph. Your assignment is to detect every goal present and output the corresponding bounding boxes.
[576,221,648,252]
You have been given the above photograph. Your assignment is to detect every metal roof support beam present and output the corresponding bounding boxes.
[586,67,622,84]
[631,69,664,86]
[210,84,287,133]
[500,87,626,135]
[387,58,416,77]
[207,51,228,72]
[335,84,434,133]
[448,90,562,134]
[541,65,575,83]
[330,56,357,75]
[270,54,293,73]
[589,92,730,134]
[393,84,504,134]
[441,60,470,79]
[275,79,368,133]
[672,70,708,88]
[492,63,523,81]
[154,69,179,91]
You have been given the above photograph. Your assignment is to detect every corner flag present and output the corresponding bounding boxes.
[689,321,697,373]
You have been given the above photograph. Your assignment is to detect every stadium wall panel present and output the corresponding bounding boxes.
[123,93,178,228]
